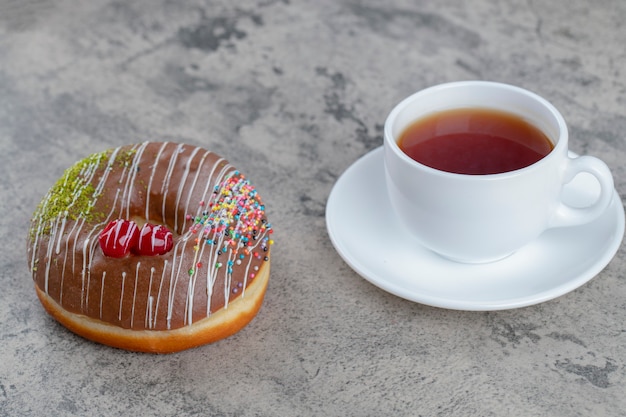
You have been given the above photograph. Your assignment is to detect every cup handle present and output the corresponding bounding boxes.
[549,155,614,228]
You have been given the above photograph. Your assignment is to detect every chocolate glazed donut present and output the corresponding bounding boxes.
[27,142,273,353]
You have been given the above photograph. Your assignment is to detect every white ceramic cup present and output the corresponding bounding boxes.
[384,81,615,263]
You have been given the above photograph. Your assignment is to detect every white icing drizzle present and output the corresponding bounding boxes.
[80,237,90,312]
[130,262,141,328]
[118,271,126,321]
[99,271,106,319]
[29,198,48,272]
[153,259,168,329]
[145,142,169,223]
[160,143,184,227]
[145,267,155,329]
[166,236,191,329]
[122,143,147,220]
[55,214,67,254]
[147,296,154,330]
[59,218,81,304]
[223,249,233,309]
[202,231,218,317]
[174,146,201,232]
[179,150,211,233]
[43,215,60,293]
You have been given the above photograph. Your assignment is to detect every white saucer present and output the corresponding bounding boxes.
[326,147,625,310]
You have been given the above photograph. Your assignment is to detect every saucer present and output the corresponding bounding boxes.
[326,147,625,310]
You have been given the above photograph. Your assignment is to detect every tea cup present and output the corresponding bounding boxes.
[384,81,615,263]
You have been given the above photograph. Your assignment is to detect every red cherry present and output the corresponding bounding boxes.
[133,223,173,256]
[99,219,139,258]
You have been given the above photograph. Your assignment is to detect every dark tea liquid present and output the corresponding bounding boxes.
[397,108,554,174]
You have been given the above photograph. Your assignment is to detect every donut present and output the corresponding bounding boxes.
[26,142,273,353]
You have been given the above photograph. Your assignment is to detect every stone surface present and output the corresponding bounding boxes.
[1,0,625,416]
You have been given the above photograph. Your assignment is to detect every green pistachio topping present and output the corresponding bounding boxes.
[33,150,109,232]
[31,146,141,236]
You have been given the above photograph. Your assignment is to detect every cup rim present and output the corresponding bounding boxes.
[384,81,569,179]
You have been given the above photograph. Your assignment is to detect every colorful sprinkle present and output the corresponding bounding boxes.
[184,171,273,292]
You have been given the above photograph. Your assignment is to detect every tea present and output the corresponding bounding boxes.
[397,108,554,175]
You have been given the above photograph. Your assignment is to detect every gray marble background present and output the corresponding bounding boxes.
[1,1,625,416]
